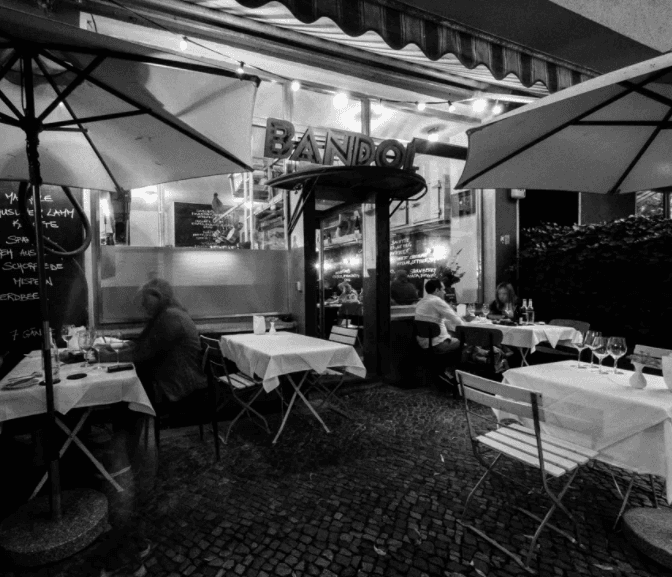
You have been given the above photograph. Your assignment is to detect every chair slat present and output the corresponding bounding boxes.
[464,387,540,421]
[329,332,357,346]
[634,344,672,360]
[476,436,567,477]
[222,373,258,390]
[458,371,542,405]
[487,430,584,470]
[331,325,358,337]
[507,423,598,458]
[498,426,595,463]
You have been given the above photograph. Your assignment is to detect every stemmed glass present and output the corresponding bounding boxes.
[607,337,627,374]
[78,329,96,369]
[570,333,588,369]
[61,324,74,349]
[503,302,513,320]
[467,303,476,317]
[592,336,610,374]
[109,331,125,366]
[584,330,601,370]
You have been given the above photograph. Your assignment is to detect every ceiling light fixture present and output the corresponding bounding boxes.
[290,80,301,92]
[417,102,426,112]
[179,37,188,51]
[236,62,245,75]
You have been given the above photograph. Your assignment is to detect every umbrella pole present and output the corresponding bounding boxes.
[23,62,61,521]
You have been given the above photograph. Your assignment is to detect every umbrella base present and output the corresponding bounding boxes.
[623,507,672,569]
[0,489,108,567]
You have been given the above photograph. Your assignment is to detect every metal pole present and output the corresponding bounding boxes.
[23,53,61,520]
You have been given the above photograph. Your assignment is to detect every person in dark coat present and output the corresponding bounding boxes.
[391,270,419,305]
[132,278,207,403]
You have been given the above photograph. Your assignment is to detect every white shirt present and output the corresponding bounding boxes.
[414,294,465,348]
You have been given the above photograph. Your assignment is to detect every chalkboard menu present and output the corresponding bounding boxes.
[322,244,363,294]
[0,182,87,354]
[390,229,451,282]
[174,202,220,247]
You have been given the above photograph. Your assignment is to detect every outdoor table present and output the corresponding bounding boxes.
[219,333,366,443]
[502,360,672,504]
[0,352,155,496]
[467,321,579,365]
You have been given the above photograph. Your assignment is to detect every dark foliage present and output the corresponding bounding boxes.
[516,215,672,351]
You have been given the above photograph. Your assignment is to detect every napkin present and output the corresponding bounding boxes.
[253,316,266,335]
[662,356,672,391]
[93,336,125,346]
[68,326,87,351]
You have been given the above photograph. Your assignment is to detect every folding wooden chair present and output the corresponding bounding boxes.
[457,370,597,572]
[200,335,274,444]
[310,325,359,416]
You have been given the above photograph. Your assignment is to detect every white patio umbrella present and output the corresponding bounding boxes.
[456,52,672,194]
[0,6,258,526]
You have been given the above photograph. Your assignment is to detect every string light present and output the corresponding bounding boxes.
[179,36,188,51]
[473,98,488,113]
[492,102,504,115]
[290,80,301,92]
[448,103,456,113]
[372,100,386,115]
[417,101,426,112]
[236,62,245,75]
[428,132,439,142]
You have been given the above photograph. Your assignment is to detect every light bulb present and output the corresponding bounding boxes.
[290,80,301,92]
[236,62,245,75]
[333,92,348,109]
[179,37,188,51]
[244,201,253,209]
[372,101,385,115]
[473,98,488,113]
[417,102,426,112]
[492,103,504,115]
[428,132,439,142]
[448,103,456,113]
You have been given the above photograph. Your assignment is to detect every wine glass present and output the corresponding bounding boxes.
[78,329,95,368]
[570,333,588,369]
[109,331,125,366]
[607,337,627,374]
[480,303,489,318]
[466,303,476,317]
[584,330,602,370]
[592,336,609,374]
[61,324,74,349]
[503,302,513,319]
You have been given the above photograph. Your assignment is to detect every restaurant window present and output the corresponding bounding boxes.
[635,191,665,217]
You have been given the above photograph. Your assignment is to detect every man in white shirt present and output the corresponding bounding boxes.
[415,278,465,353]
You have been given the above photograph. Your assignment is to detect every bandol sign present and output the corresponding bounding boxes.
[263,118,418,172]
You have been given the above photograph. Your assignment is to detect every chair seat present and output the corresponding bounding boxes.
[217,373,260,390]
[477,424,597,478]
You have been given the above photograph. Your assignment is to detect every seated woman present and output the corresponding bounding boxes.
[337,281,359,303]
[488,282,518,321]
[131,278,207,404]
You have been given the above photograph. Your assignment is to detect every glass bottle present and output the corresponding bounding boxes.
[527,299,535,324]
[43,329,61,383]
[519,300,528,325]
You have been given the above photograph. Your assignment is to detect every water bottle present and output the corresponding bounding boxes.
[527,299,535,325]
[519,300,528,325]
[42,329,61,383]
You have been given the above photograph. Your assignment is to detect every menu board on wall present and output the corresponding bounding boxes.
[390,229,451,281]
[0,182,87,353]
[322,244,363,293]
[174,202,219,247]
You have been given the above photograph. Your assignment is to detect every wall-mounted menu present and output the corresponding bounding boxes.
[390,228,451,281]
[174,202,219,247]
[0,182,87,354]
[322,244,363,293]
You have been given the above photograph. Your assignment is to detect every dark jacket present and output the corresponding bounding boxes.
[132,305,207,403]
[391,279,419,305]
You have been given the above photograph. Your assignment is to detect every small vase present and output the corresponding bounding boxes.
[629,362,647,389]
[269,322,277,334]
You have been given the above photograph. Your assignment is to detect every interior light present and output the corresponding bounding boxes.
[432,245,448,260]
[333,92,348,109]
[417,102,426,112]
[236,62,245,75]
[428,132,439,142]
[179,37,188,51]
[290,80,301,92]
[448,103,456,113]
[492,103,504,115]
[473,98,488,113]
[244,201,253,209]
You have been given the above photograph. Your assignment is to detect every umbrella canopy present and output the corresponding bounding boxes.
[456,52,672,194]
[0,7,259,190]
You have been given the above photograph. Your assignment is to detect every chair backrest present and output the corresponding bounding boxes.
[455,325,504,349]
[550,319,590,335]
[634,344,672,361]
[329,325,358,346]
[200,335,230,380]
[414,320,441,349]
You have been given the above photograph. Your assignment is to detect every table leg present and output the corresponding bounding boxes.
[519,348,530,367]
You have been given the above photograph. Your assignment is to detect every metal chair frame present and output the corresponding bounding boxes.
[414,320,456,391]
[456,325,505,380]
[201,335,279,444]
[457,370,597,573]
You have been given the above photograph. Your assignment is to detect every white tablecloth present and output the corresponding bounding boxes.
[468,322,579,352]
[220,333,366,392]
[503,360,672,503]
[0,354,155,423]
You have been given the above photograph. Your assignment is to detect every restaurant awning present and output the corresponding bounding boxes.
[233,0,597,93]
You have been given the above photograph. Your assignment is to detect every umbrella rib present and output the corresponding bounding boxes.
[607,107,672,195]
[36,53,106,123]
[0,109,20,127]
[43,110,146,129]
[619,81,672,108]
[579,120,672,127]
[0,50,24,120]
[459,67,672,188]
[36,53,124,192]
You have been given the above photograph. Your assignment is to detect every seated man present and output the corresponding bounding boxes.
[415,278,466,383]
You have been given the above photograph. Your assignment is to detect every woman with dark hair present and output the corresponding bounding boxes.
[488,282,518,321]
[132,278,207,403]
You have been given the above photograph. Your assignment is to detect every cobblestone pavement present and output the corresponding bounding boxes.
[3,384,671,577]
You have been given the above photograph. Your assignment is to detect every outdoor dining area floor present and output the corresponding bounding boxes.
[2,380,671,577]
